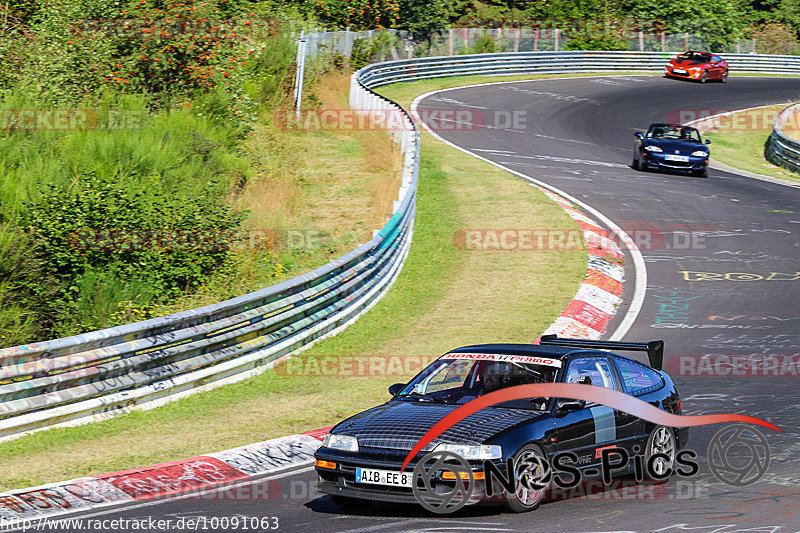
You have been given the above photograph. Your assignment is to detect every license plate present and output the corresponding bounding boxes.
[665,154,689,162]
[355,467,413,487]
[672,69,687,74]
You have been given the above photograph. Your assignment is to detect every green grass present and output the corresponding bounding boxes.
[702,104,800,184]
[0,74,586,490]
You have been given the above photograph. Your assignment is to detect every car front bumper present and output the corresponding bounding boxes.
[642,153,708,172]
[315,446,505,506]
[665,68,705,80]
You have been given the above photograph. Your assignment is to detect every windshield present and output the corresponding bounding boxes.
[397,353,561,410]
[647,125,701,142]
[678,52,711,63]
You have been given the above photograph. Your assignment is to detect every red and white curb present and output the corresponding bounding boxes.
[0,201,624,530]
[0,78,642,528]
[538,189,624,340]
[0,427,332,527]
[0,197,625,528]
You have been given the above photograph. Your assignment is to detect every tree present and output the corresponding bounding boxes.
[625,0,753,50]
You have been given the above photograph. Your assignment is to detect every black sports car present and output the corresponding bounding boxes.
[633,123,711,178]
[314,336,688,512]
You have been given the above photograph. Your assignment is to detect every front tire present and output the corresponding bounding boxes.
[644,426,677,484]
[700,70,708,84]
[720,69,728,83]
[504,444,549,513]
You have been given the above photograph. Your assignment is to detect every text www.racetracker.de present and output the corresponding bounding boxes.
[4,515,280,532]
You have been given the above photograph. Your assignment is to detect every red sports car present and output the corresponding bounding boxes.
[665,51,728,83]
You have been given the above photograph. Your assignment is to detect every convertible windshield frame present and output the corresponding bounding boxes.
[647,125,702,143]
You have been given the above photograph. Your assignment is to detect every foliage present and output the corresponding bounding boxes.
[754,22,800,53]
[0,226,57,346]
[565,36,629,50]
[26,172,243,335]
[350,31,398,69]
[467,32,507,53]
[624,0,754,50]
[307,0,401,29]
[773,0,800,35]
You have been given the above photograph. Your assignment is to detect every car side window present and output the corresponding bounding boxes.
[712,55,721,63]
[564,357,619,391]
[613,357,664,396]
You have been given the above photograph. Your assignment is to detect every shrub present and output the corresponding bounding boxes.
[754,23,800,55]
[25,172,243,335]
[565,36,630,51]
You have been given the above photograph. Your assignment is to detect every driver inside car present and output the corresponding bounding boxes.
[457,362,512,403]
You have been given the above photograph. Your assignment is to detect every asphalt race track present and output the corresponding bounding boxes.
[34,76,800,532]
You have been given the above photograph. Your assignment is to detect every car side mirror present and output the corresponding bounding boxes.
[388,383,405,396]
[556,399,586,413]
[634,132,644,139]
[705,139,711,145]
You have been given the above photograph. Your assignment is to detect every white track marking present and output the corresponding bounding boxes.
[411,78,648,341]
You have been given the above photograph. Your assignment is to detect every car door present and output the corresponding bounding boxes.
[553,356,623,472]
[610,356,668,453]
[710,55,723,78]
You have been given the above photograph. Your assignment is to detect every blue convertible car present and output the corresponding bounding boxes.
[314,336,688,513]
[633,123,711,178]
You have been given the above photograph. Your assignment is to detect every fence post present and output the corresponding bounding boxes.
[448,28,454,55]
[638,31,644,51]
[661,32,665,52]
[534,28,539,51]
[294,33,307,121]
[513,28,521,52]
[554,29,560,51]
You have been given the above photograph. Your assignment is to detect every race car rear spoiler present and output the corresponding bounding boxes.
[539,335,665,371]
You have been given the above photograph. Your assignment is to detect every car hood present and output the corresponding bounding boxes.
[646,139,706,154]
[331,401,542,451]
[671,58,708,67]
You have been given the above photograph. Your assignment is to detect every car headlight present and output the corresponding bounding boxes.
[323,434,359,452]
[692,151,709,157]
[644,145,662,152]
[689,67,702,72]
[433,443,502,460]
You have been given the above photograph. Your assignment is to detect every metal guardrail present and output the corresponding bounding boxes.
[3,48,798,442]
[0,73,419,442]
[767,103,800,174]
[358,50,800,87]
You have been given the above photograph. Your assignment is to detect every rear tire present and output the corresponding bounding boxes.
[644,426,677,484]
[503,444,549,513]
